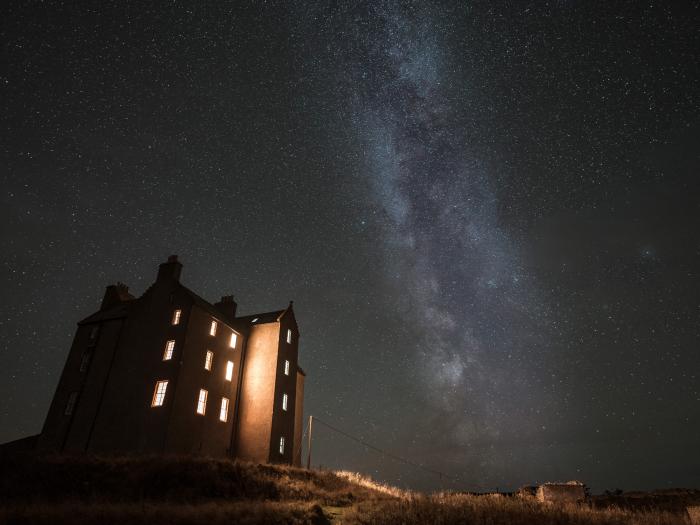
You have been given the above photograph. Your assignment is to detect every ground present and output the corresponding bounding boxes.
[0,455,696,524]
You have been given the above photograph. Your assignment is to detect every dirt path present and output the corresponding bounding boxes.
[322,505,352,524]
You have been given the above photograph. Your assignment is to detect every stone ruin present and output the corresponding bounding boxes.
[535,481,586,505]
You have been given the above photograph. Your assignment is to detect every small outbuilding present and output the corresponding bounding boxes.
[536,481,586,505]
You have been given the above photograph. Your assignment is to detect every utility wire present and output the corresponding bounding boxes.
[312,416,457,482]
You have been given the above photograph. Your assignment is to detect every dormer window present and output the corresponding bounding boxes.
[209,321,217,336]
[172,309,182,325]
[286,329,292,344]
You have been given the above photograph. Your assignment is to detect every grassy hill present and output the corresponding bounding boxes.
[0,455,694,524]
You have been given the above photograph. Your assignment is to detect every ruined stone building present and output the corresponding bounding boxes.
[35,255,305,465]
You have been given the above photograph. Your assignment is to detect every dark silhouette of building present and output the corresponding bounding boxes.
[34,255,305,465]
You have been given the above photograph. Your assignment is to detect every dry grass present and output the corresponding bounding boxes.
[334,470,412,499]
[346,492,690,525]
[0,455,695,524]
[0,501,328,525]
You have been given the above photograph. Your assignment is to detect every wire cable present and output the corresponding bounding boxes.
[312,416,457,481]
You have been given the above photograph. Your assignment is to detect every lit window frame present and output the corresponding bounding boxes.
[229,332,238,348]
[172,309,182,325]
[282,393,288,411]
[205,350,213,371]
[225,361,234,382]
[219,397,229,422]
[151,380,168,407]
[286,329,292,344]
[163,340,175,361]
[284,360,290,376]
[279,436,285,455]
[196,389,208,415]
[209,321,218,336]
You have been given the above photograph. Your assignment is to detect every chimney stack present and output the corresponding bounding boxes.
[157,255,182,282]
[214,295,237,320]
[100,282,133,310]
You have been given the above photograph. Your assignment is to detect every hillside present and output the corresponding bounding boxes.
[0,455,694,524]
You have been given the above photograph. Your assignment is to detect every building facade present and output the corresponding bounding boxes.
[36,256,305,465]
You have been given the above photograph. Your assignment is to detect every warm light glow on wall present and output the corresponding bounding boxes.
[197,389,208,415]
[151,381,168,407]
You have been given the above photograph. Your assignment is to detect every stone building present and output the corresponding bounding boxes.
[35,255,305,465]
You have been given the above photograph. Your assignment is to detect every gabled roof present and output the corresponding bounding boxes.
[178,283,238,326]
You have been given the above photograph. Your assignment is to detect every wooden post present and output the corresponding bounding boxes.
[306,415,313,469]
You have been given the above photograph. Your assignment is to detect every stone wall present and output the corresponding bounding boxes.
[536,482,586,505]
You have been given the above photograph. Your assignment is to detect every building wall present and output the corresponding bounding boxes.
[164,304,242,456]
[293,370,305,466]
[235,322,280,463]
[86,278,186,454]
[269,315,299,464]
[37,319,121,452]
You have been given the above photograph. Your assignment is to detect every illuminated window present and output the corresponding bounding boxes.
[251,317,259,323]
[219,397,229,422]
[172,309,182,325]
[197,389,208,415]
[229,332,237,348]
[284,360,290,376]
[209,321,217,336]
[286,329,292,344]
[279,436,285,454]
[151,381,168,407]
[163,340,175,361]
[225,361,234,381]
[282,393,288,411]
[79,350,91,372]
[64,392,78,415]
[205,350,213,371]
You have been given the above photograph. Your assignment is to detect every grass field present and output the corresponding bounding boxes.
[0,455,696,524]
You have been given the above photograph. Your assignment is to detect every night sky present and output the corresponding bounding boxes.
[2,2,699,493]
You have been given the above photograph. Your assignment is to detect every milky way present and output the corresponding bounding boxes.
[3,1,699,492]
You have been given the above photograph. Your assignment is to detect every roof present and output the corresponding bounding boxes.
[79,303,130,324]
[235,310,285,325]
[178,283,239,326]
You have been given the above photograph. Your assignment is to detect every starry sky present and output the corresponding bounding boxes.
[1,1,698,493]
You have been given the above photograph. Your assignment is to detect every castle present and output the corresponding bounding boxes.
[34,255,305,465]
